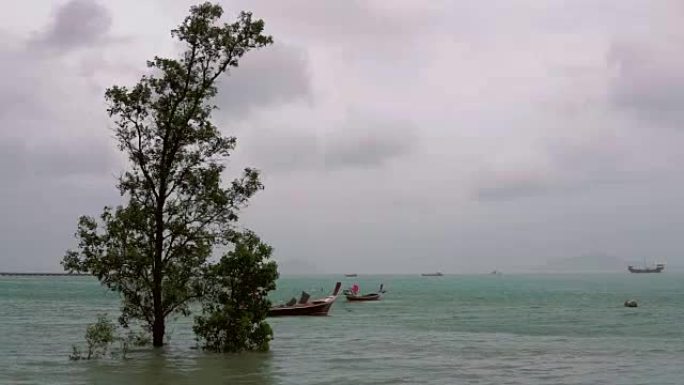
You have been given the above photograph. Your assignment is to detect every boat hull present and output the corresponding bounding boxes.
[268,282,342,317]
[346,294,381,301]
[268,301,334,316]
[628,264,664,273]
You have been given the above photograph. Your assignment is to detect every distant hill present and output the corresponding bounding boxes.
[540,254,627,273]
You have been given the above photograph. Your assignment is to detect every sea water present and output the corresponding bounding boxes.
[1,274,683,385]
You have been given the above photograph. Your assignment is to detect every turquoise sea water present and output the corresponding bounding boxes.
[2,273,684,384]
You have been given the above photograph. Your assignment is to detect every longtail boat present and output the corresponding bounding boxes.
[346,284,385,302]
[268,282,342,317]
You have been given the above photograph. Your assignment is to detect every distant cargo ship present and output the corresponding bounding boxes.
[421,272,443,277]
[628,263,664,273]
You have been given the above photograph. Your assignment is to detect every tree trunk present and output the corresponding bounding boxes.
[152,270,164,347]
[152,311,165,347]
[152,185,167,347]
[152,267,164,346]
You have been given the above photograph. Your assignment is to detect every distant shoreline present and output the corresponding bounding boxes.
[2,271,682,278]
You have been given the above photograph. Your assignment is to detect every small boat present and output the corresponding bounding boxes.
[344,273,358,277]
[268,282,342,317]
[346,284,385,302]
[421,272,443,277]
[628,263,664,273]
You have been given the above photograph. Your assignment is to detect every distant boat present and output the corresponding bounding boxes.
[490,270,502,275]
[346,284,385,302]
[628,263,664,273]
[421,272,443,277]
[268,282,342,316]
[344,273,358,277]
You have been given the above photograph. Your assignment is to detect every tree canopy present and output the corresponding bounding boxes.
[62,2,276,348]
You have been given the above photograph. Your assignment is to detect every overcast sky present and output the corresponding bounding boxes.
[2,0,684,274]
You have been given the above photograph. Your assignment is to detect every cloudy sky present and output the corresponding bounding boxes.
[2,0,684,274]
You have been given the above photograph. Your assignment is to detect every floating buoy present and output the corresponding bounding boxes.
[624,299,638,308]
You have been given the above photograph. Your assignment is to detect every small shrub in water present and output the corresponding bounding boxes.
[69,314,150,360]
[85,314,115,359]
[68,345,82,361]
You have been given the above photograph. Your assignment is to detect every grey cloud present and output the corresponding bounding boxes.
[473,170,620,203]
[473,138,646,202]
[240,114,418,174]
[0,26,117,271]
[608,39,684,127]
[240,129,320,173]
[323,119,418,170]
[6,0,684,273]
[475,170,552,201]
[32,140,114,178]
[30,0,113,52]
[0,48,114,180]
[233,0,440,42]
[0,176,119,272]
[0,126,115,181]
[215,44,311,117]
[0,49,53,120]
[0,139,29,179]
[219,0,441,79]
